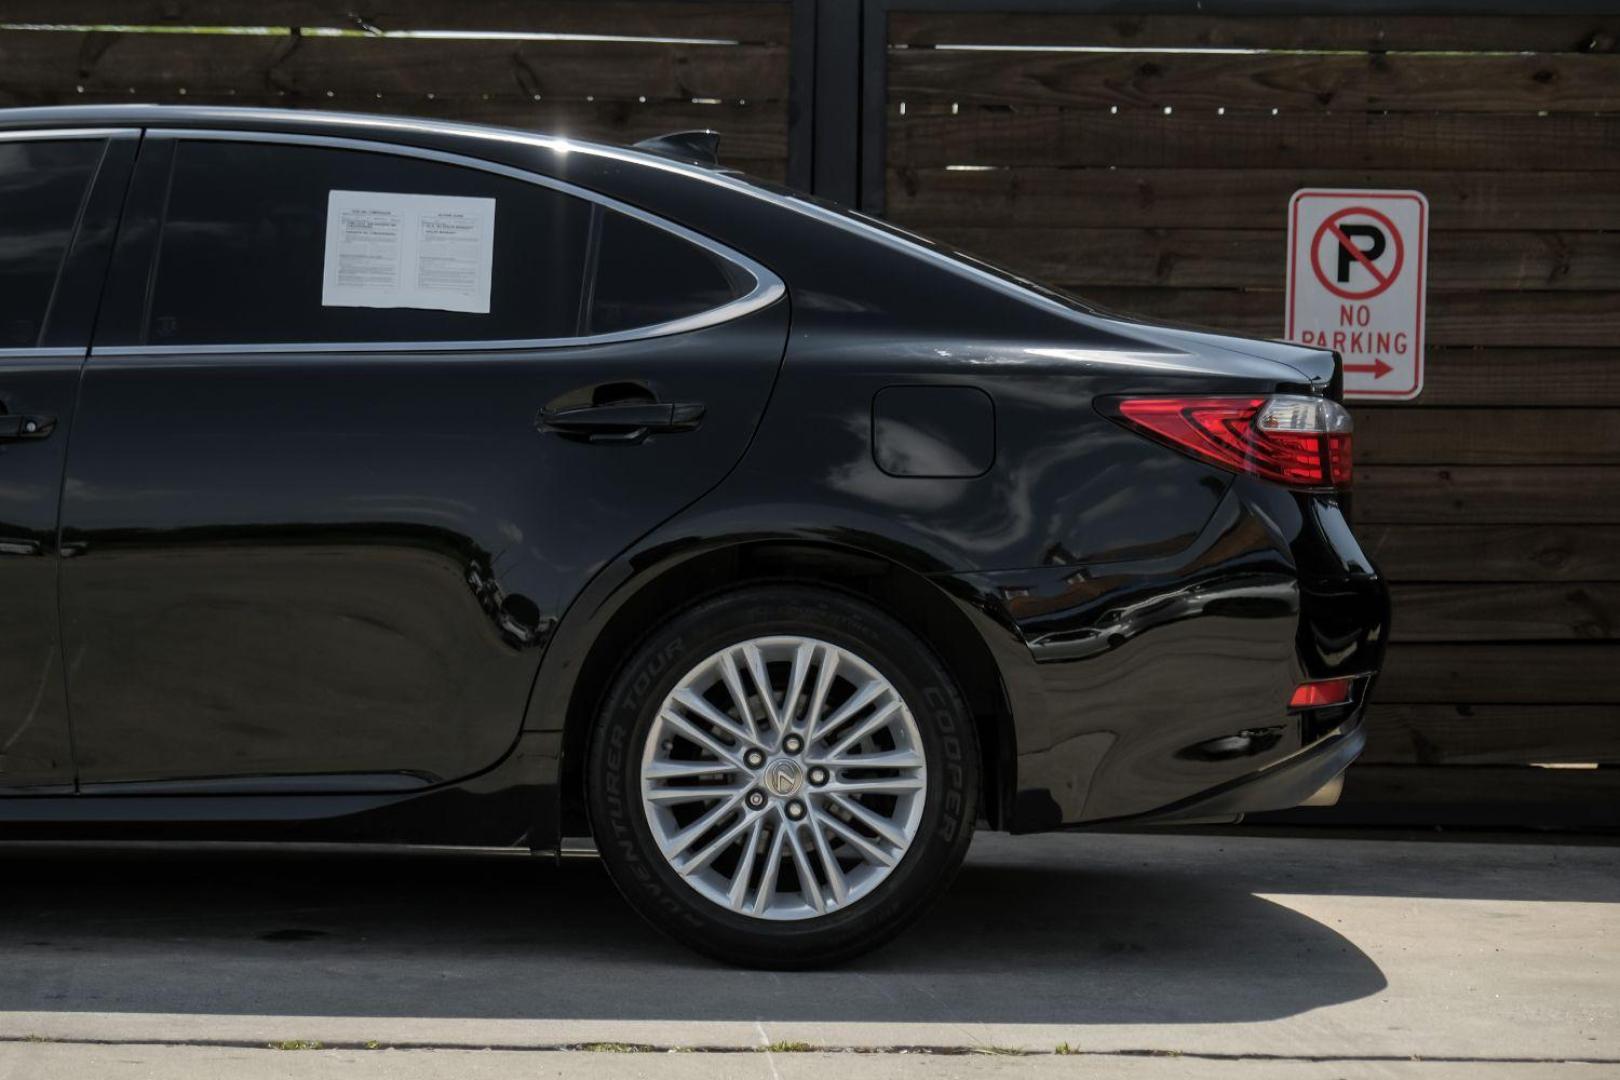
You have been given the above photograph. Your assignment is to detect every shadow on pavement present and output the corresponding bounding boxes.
[0,833,1404,1026]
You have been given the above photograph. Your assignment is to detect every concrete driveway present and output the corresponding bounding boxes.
[1,830,1616,1077]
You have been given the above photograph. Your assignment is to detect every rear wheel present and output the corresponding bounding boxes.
[587,585,978,967]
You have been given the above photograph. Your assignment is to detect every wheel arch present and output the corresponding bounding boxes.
[549,539,1016,840]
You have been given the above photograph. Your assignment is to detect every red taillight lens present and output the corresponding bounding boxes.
[1289,677,1355,710]
[1113,395,1353,489]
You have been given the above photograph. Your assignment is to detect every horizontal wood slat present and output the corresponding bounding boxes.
[1377,643,1620,703]
[0,29,788,105]
[1356,467,1620,525]
[1266,765,1620,827]
[1064,288,1620,347]
[1389,584,1620,642]
[1362,525,1620,583]
[1361,705,1620,765]
[888,111,1620,171]
[1381,350,1620,408]
[923,227,1620,292]
[0,2,790,40]
[890,13,1620,53]
[892,49,1620,114]
[887,168,1620,231]
[1356,409,1620,465]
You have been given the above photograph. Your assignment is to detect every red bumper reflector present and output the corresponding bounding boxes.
[1289,677,1355,710]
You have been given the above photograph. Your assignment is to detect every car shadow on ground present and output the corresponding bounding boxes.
[0,832,1412,1027]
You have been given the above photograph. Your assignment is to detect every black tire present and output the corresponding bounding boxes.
[586,585,979,968]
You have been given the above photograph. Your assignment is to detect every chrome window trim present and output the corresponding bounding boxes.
[0,347,87,359]
[94,127,784,357]
[0,127,133,142]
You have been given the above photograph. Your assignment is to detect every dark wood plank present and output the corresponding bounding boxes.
[1356,467,1620,525]
[0,29,788,106]
[1390,583,1620,642]
[1375,643,1620,702]
[1356,410,1620,465]
[887,168,1620,231]
[0,2,790,40]
[923,227,1620,292]
[1396,350,1620,408]
[1361,704,1620,765]
[887,110,1620,171]
[1362,524,1620,583]
[890,12,1620,53]
[1264,764,1620,828]
[1067,288,1620,348]
[892,48,1620,114]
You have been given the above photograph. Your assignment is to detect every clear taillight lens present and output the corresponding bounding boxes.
[1112,394,1353,490]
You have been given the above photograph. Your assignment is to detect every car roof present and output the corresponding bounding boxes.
[0,103,721,181]
[1,105,1308,377]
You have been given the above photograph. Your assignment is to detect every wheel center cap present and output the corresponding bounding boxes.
[762,757,804,798]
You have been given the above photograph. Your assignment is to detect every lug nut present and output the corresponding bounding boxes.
[783,734,803,754]
[808,766,828,786]
[747,790,767,810]
[785,799,806,821]
[744,748,766,769]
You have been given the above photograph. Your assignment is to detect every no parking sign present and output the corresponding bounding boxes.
[1286,190,1428,401]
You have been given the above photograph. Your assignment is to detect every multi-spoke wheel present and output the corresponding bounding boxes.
[640,637,927,919]
[588,586,978,968]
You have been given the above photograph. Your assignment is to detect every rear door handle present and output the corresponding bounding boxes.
[0,414,55,441]
[538,401,705,444]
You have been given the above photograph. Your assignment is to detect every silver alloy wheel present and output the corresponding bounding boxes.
[639,635,928,921]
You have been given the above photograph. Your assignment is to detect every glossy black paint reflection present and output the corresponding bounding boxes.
[0,106,1386,849]
[872,385,995,478]
[0,358,79,791]
[60,309,786,787]
[0,133,135,793]
[942,482,1386,827]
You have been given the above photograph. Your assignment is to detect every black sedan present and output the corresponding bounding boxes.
[0,105,1387,967]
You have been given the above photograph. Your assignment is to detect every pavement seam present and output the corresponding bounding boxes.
[755,1020,783,1080]
[3,1038,1619,1064]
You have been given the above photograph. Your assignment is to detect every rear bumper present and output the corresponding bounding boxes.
[1099,717,1366,826]
[941,480,1387,832]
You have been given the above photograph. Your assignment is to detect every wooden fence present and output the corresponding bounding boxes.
[0,2,794,179]
[884,8,1620,827]
[2,0,1616,826]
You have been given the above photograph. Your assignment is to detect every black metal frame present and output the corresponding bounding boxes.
[782,0,1620,213]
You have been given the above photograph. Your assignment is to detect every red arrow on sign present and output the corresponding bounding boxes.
[1344,357,1393,379]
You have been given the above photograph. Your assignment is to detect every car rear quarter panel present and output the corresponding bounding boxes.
[512,149,1381,833]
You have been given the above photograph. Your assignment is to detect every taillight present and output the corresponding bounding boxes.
[1112,394,1353,489]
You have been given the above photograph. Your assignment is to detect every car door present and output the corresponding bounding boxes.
[0,129,136,793]
[60,131,787,791]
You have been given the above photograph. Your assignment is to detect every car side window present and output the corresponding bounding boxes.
[148,140,594,346]
[146,139,754,348]
[0,138,104,348]
[586,208,746,335]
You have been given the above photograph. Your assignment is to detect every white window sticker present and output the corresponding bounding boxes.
[321,191,495,314]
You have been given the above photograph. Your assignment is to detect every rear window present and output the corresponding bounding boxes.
[586,210,743,335]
